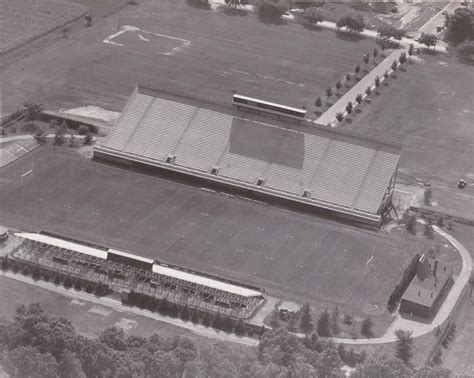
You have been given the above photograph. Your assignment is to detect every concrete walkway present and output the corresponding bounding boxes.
[314,48,403,126]
[0,271,259,347]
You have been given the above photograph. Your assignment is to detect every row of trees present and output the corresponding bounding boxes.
[0,303,452,377]
[125,290,259,338]
[271,303,376,340]
[1,256,111,297]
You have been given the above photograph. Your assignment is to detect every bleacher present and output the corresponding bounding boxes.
[0,138,43,168]
[95,86,401,225]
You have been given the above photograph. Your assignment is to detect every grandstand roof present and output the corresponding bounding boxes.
[97,87,401,220]
[152,263,263,297]
[15,232,108,260]
[108,248,154,264]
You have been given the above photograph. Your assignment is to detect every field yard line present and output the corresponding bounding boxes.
[0,271,258,347]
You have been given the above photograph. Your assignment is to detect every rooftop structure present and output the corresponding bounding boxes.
[94,86,401,225]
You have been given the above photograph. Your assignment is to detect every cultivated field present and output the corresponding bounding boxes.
[2,0,377,116]
[0,0,89,53]
[337,54,474,219]
[0,146,431,320]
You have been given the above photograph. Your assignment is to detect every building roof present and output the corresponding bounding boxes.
[152,263,263,298]
[97,87,401,220]
[402,257,453,308]
[15,232,109,260]
[107,248,154,264]
[278,301,301,313]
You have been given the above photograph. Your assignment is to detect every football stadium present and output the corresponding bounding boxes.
[94,86,401,226]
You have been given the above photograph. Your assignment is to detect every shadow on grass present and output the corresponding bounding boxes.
[345,118,352,124]
[336,31,364,43]
[391,74,398,79]
[400,67,407,72]
[302,23,324,32]
[258,15,287,25]
[223,7,249,17]
[325,102,334,107]
[186,0,212,11]
[313,110,322,116]
[355,108,362,113]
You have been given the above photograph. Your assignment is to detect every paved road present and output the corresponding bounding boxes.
[417,2,462,36]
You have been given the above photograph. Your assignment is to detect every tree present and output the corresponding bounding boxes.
[222,316,234,333]
[225,0,248,9]
[58,350,86,378]
[335,80,342,90]
[423,188,432,205]
[74,279,82,291]
[190,308,200,324]
[32,263,41,281]
[399,51,407,65]
[365,86,372,96]
[415,366,452,378]
[336,15,366,34]
[395,329,413,365]
[335,112,344,122]
[63,274,73,289]
[54,274,61,286]
[23,102,44,121]
[346,102,353,114]
[456,40,474,61]
[355,64,361,75]
[69,133,75,148]
[180,304,190,322]
[352,354,412,378]
[408,43,414,58]
[362,54,370,66]
[326,87,333,97]
[100,327,127,351]
[304,7,323,26]
[54,123,67,146]
[234,319,246,336]
[418,33,438,49]
[270,304,280,329]
[436,214,445,227]
[355,93,363,104]
[361,317,374,338]
[202,312,211,327]
[330,307,340,335]
[446,8,474,44]
[391,60,398,71]
[83,131,93,146]
[374,75,381,87]
[212,312,224,330]
[424,223,434,239]
[384,70,389,79]
[3,346,59,378]
[316,310,331,337]
[314,97,322,107]
[378,25,405,41]
[257,3,284,21]
[299,303,314,334]
[34,129,46,143]
[345,73,351,81]
[373,47,379,60]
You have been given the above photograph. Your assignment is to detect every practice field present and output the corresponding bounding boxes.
[2,0,377,116]
[0,0,89,53]
[0,146,427,317]
[338,54,474,218]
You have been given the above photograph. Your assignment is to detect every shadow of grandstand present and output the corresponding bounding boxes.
[228,118,305,169]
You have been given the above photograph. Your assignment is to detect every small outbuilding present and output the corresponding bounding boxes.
[400,255,454,318]
[278,301,301,320]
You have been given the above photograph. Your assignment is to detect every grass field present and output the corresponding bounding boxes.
[0,0,89,53]
[0,146,432,322]
[2,0,377,116]
[337,53,474,219]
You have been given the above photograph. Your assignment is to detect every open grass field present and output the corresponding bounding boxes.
[2,0,377,116]
[0,0,89,53]
[0,146,431,321]
[337,53,474,219]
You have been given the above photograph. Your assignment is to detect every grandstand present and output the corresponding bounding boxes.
[94,86,401,226]
[0,138,43,168]
[12,232,264,318]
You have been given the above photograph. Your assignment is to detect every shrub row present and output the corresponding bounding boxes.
[125,291,265,338]
[1,256,111,297]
